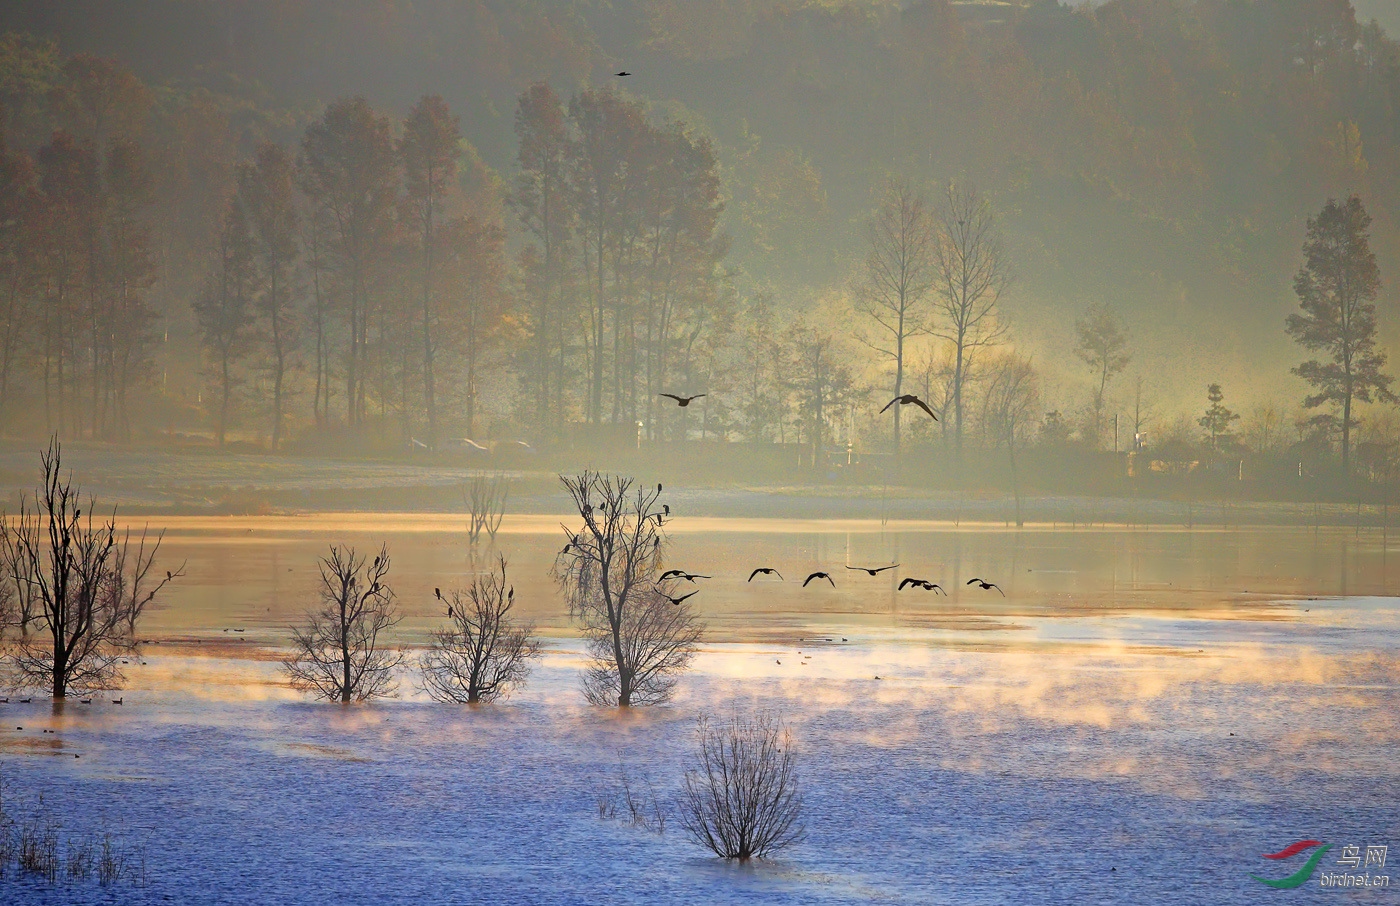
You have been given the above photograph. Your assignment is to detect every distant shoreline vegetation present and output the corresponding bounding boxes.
[3,4,1400,481]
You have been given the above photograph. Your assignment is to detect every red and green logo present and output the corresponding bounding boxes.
[1250,840,1333,889]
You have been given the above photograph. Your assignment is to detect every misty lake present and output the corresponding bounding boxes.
[1,516,1397,904]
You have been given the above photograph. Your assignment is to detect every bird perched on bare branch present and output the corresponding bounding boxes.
[847,564,899,576]
[880,394,938,419]
[966,578,1005,596]
[748,568,783,581]
[660,393,705,407]
[802,572,836,588]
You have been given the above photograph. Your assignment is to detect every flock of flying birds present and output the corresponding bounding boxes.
[655,565,1003,606]
[646,391,996,604]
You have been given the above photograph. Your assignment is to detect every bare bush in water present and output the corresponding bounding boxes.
[284,544,402,702]
[420,556,539,703]
[680,714,804,861]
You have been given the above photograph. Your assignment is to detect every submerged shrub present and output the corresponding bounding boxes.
[680,714,804,861]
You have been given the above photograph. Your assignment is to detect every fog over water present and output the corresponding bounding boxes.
[3,0,1400,901]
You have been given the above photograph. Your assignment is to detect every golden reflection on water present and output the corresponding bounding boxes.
[125,513,1400,646]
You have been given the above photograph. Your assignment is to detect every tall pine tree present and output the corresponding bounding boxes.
[1287,195,1395,476]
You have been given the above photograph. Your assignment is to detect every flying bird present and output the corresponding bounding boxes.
[802,572,836,588]
[898,577,931,590]
[660,393,706,407]
[880,394,938,420]
[615,70,631,77]
[659,569,710,582]
[748,568,783,581]
[663,589,699,606]
[847,564,899,576]
[966,578,1005,596]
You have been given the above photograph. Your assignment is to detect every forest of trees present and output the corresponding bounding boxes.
[3,1,1400,480]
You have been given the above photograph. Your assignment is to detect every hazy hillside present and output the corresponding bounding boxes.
[3,0,1400,456]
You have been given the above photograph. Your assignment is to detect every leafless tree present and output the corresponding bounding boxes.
[283,544,402,702]
[1,439,178,698]
[680,714,804,862]
[1074,302,1130,446]
[931,183,1010,457]
[856,180,935,454]
[465,474,508,551]
[420,555,539,703]
[983,354,1040,526]
[909,343,958,445]
[0,530,35,636]
[108,526,185,637]
[552,472,702,707]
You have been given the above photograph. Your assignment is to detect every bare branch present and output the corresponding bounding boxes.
[1,439,175,697]
[551,472,702,707]
[283,543,402,702]
[420,555,540,704]
[680,714,805,861]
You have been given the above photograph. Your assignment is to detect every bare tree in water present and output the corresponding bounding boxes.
[465,474,508,551]
[1,439,180,697]
[284,544,402,702]
[420,555,539,703]
[552,472,702,707]
[680,714,805,861]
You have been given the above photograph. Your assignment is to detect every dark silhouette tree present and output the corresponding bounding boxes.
[552,472,701,707]
[2,439,178,697]
[680,714,804,862]
[1286,195,1395,475]
[419,556,539,704]
[284,544,402,702]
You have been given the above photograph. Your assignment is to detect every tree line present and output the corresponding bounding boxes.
[3,36,1400,480]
